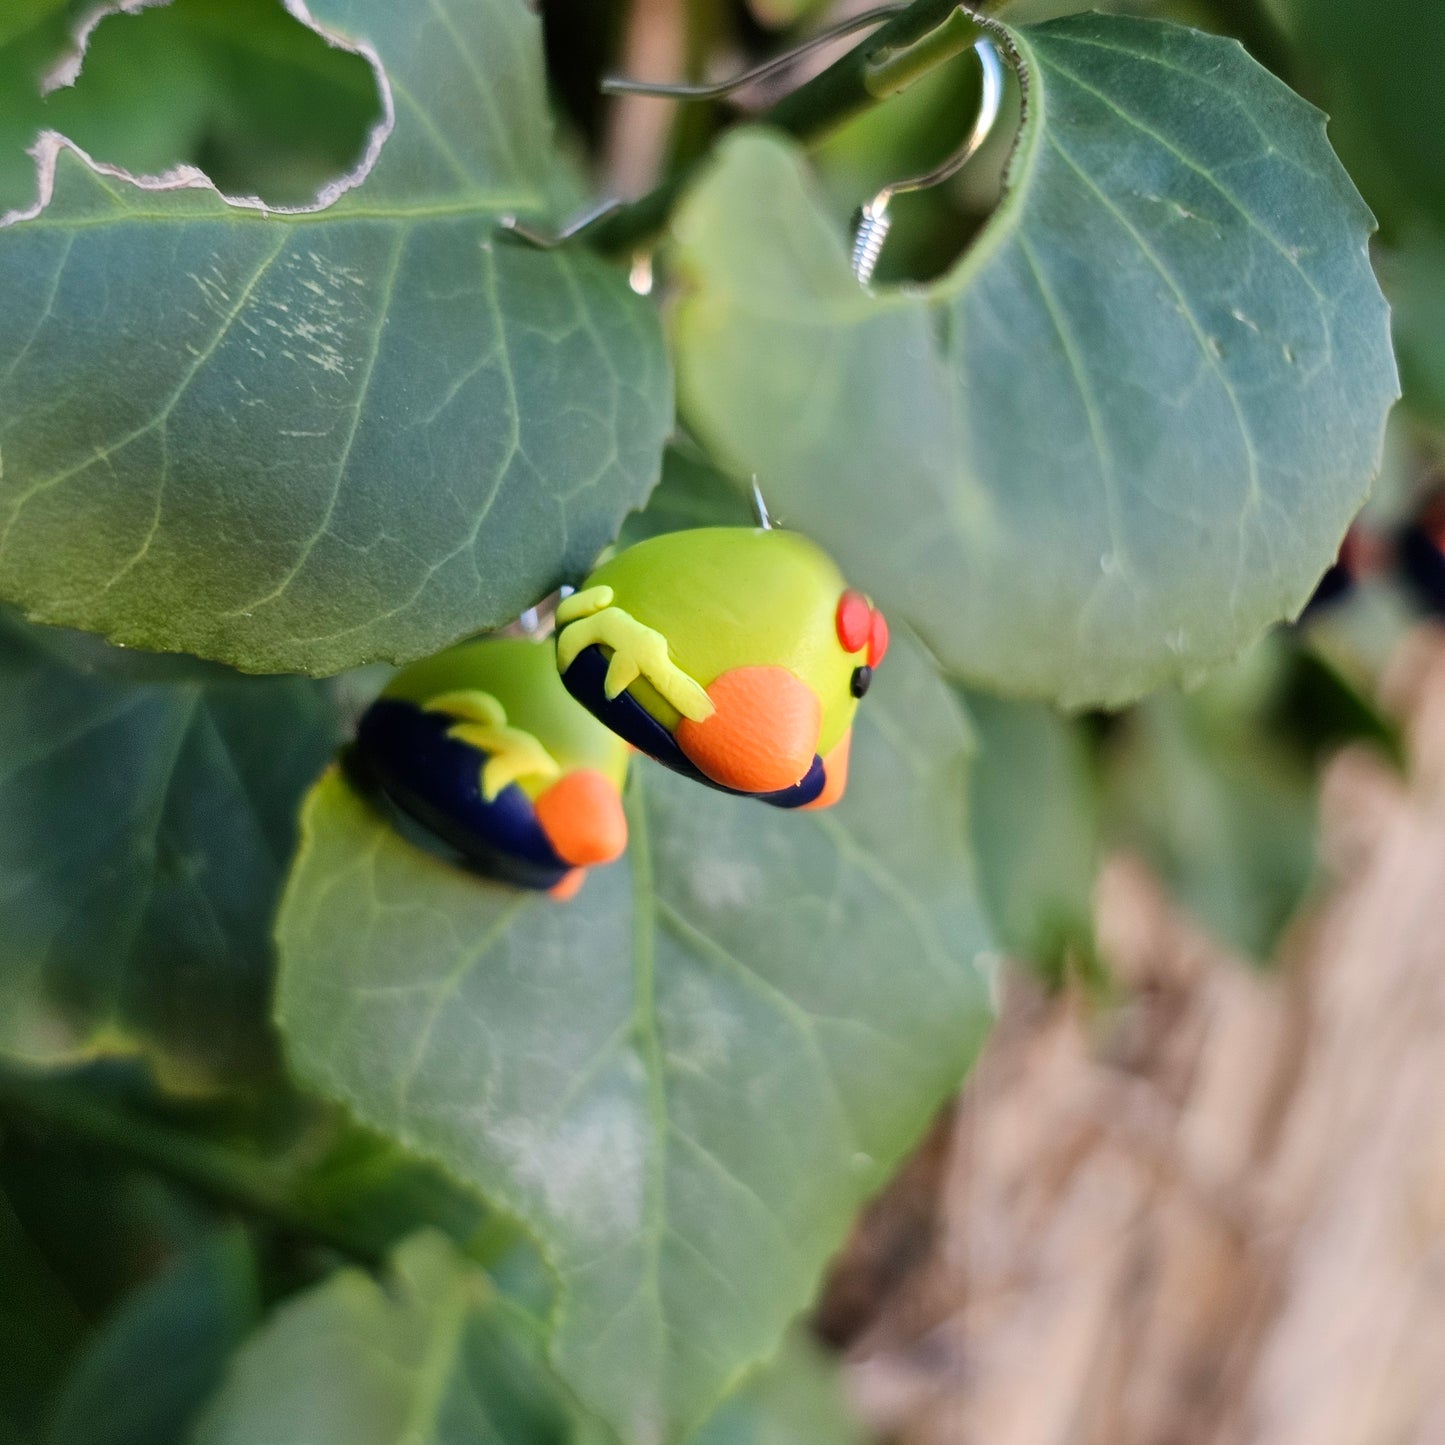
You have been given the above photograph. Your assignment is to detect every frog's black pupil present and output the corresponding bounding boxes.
[850,666,873,699]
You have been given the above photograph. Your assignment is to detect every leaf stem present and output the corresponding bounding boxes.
[0,1070,385,1267]
[865,5,983,97]
[587,0,977,256]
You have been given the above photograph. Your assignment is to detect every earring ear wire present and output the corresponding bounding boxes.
[851,34,1005,285]
[601,5,909,102]
[502,198,625,251]
[505,8,1003,267]
[751,478,773,530]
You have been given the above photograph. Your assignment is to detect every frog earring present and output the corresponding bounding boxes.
[555,489,887,812]
[352,635,631,901]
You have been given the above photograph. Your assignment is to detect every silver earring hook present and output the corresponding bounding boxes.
[751,478,773,530]
[602,5,908,101]
[851,34,1005,285]
[502,198,624,251]
[505,8,908,250]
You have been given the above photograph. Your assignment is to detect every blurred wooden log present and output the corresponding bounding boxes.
[838,634,1445,1445]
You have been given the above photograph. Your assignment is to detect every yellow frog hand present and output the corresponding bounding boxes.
[556,605,715,723]
[425,689,508,729]
[555,585,614,625]
[424,689,561,800]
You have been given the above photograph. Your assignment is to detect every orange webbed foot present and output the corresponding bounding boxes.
[549,869,586,902]
[675,666,822,795]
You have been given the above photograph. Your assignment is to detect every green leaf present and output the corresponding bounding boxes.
[744,0,830,30]
[0,1126,211,1320]
[689,1335,865,1445]
[195,1232,587,1445]
[286,1117,501,1263]
[962,689,1100,980]
[0,615,335,1086]
[1101,638,1317,958]
[0,1179,88,1442]
[0,1062,515,1282]
[0,1128,215,1442]
[1273,0,1445,238]
[0,0,72,215]
[49,1228,258,1445]
[671,13,1397,708]
[1385,228,1445,430]
[0,0,671,675]
[275,632,993,1442]
[618,446,756,547]
[0,1,69,55]
[1275,638,1402,769]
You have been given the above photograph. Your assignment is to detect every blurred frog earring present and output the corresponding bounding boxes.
[850,35,1005,284]
[351,629,632,902]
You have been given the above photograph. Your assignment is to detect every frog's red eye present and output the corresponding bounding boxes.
[868,609,889,667]
[836,590,871,653]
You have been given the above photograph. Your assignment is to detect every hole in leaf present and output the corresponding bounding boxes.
[29,0,382,209]
[0,1,75,212]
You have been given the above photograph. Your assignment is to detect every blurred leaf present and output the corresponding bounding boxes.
[1297,575,1416,715]
[0,1063,515,1289]
[0,0,71,215]
[1385,229,1445,431]
[0,615,335,1086]
[34,11,227,209]
[1275,0,1445,237]
[0,1180,87,1441]
[0,0,671,675]
[0,1125,210,1317]
[49,1228,258,1445]
[1275,641,1401,768]
[744,0,830,29]
[689,1334,865,1445]
[0,1,70,54]
[195,1232,588,1445]
[0,1128,217,1442]
[1254,0,1292,33]
[962,690,1100,980]
[285,1119,496,1262]
[671,14,1397,709]
[619,446,755,547]
[276,632,992,1442]
[1102,641,1317,958]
